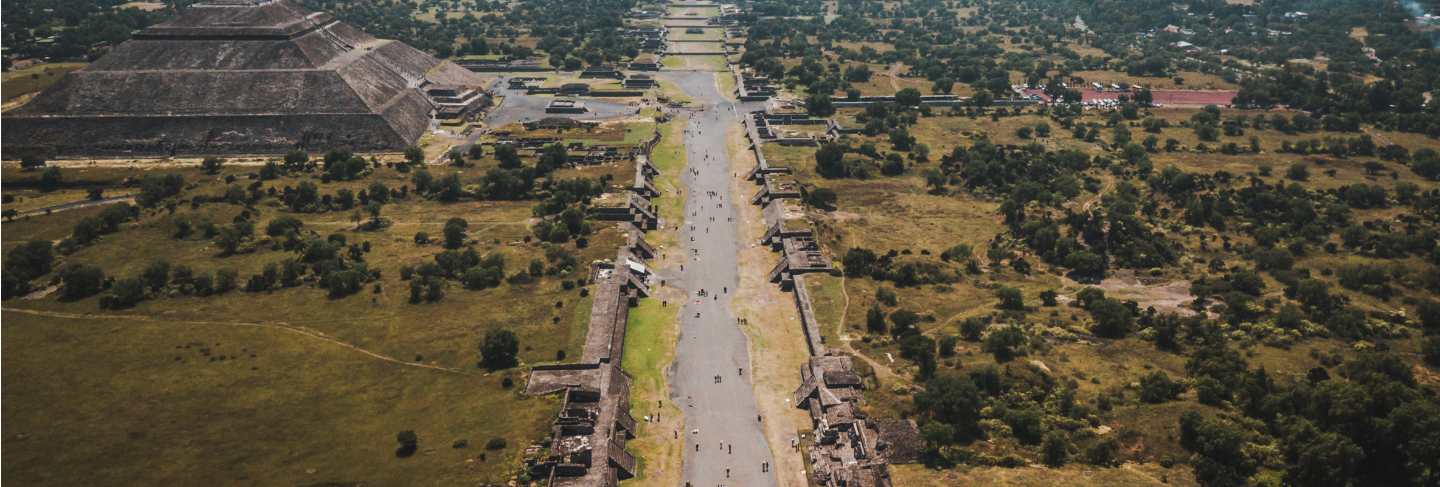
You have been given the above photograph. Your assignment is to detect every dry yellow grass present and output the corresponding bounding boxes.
[728,120,813,487]
[892,462,1197,486]
[1069,70,1237,90]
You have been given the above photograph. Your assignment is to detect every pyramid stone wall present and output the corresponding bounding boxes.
[2,0,483,158]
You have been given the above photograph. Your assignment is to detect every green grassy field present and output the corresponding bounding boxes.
[661,55,728,72]
[1,138,648,485]
[618,116,686,486]
[619,297,682,485]
[2,309,555,486]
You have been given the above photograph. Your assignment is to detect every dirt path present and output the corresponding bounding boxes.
[831,274,907,385]
[886,63,902,92]
[15,195,135,219]
[1,307,469,374]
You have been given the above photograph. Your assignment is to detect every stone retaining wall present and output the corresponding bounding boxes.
[524,151,662,487]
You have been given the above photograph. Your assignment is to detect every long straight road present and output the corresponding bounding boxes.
[658,70,777,487]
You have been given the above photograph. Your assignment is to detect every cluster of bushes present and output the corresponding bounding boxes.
[240,233,376,299]
[67,204,137,250]
[136,174,185,208]
[1276,135,1378,158]
[401,228,581,303]
[1073,288,1137,338]
[1176,351,1440,487]
[532,207,592,244]
[814,142,910,179]
[99,261,241,309]
[46,258,240,309]
[411,168,464,202]
[912,362,1099,469]
[529,177,603,244]
[281,180,402,213]
[1008,182,1176,281]
[2,241,55,298]
[842,247,961,287]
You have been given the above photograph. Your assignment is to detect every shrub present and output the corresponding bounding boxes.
[875,287,898,306]
[983,325,1027,362]
[443,217,468,249]
[805,187,837,210]
[889,309,921,336]
[1418,300,1440,332]
[1084,438,1119,466]
[59,264,105,301]
[866,304,887,333]
[395,430,418,458]
[1423,336,1440,368]
[1042,431,1071,467]
[266,216,304,237]
[100,277,148,309]
[1089,298,1134,338]
[485,437,508,450]
[3,240,54,293]
[938,335,959,357]
[1139,371,1184,403]
[997,287,1024,310]
[959,317,988,341]
[480,329,519,370]
[1286,162,1309,181]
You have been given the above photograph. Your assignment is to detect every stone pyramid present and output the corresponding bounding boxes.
[3,0,484,157]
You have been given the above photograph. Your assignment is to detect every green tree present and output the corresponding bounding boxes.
[1139,371,1184,403]
[443,217,468,249]
[283,150,308,170]
[806,92,834,117]
[866,304,887,333]
[59,264,105,301]
[480,329,520,370]
[1042,431,1071,467]
[496,144,521,169]
[4,240,55,283]
[366,202,384,227]
[997,287,1024,310]
[815,143,847,178]
[404,145,425,165]
[537,144,568,174]
[101,277,147,309]
[395,430,418,458]
[436,173,463,202]
[141,260,171,291]
[959,317,988,341]
[983,324,1027,362]
[900,333,938,379]
[895,87,922,107]
[412,168,434,194]
[39,166,63,191]
[1089,299,1134,338]
[889,309,921,336]
[914,372,984,442]
[1279,418,1363,487]
[201,157,223,174]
